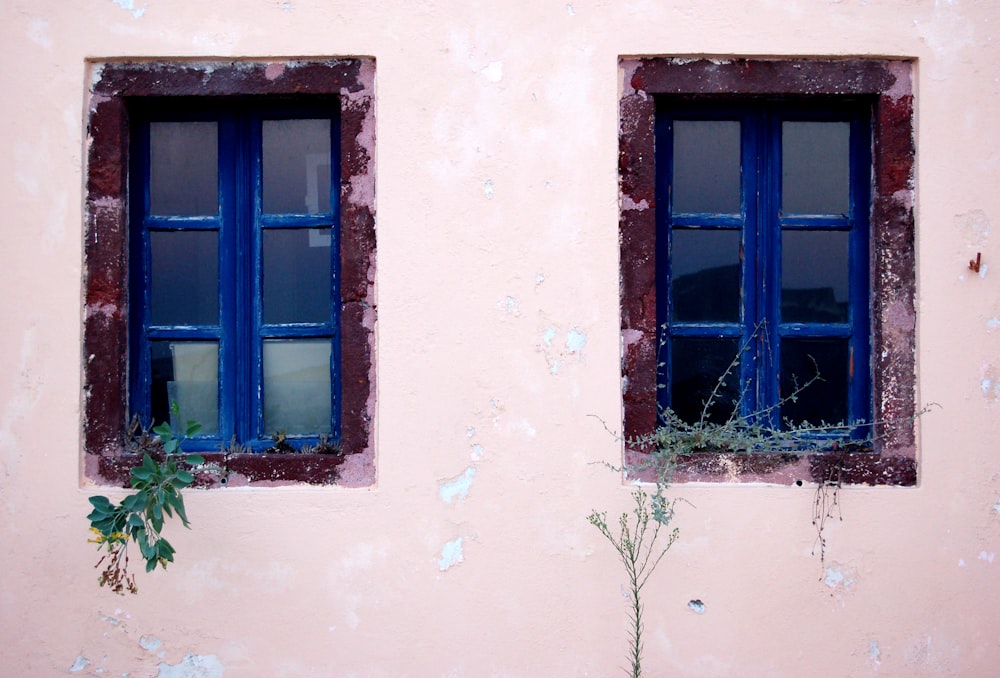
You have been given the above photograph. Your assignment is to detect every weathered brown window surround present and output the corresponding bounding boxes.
[83,59,376,487]
[619,57,916,485]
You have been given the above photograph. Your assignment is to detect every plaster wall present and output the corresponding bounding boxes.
[2,0,999,675]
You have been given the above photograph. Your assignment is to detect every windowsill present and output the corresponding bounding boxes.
[624,446,917,486]
[87,451,351,488]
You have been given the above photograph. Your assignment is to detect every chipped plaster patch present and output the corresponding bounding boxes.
[981,365,1000,400]
[479,61,503,83]
[484,179,495,199]
[69,655,90,672]
[539,327,588,374]
[687,599,706,614]
[566,328,588,354]
[157,653,224,678]
[438,538,464,571]
[111,0,145,18]
[869,640,882,668]
[500,295,519,316]
[979,550,995,564]
[439,467,477,503]
[823,564,857,593]
[139,635,163,653]
[470,444,484,461]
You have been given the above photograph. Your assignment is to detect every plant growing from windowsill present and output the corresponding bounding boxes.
[588,489,679,678]
[87,416,203,595]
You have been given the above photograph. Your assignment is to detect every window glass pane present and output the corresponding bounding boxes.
[670,337,740,425]
[150,122,218,216]
[781,230,850,323]
[782,122,850,215]
[263,119,331,214]
[671,229,741,322]
[672,120,741,214]
[150,230,219,326]
[263,339,332,435]
[780,338,849,426]
[150,340,219,435]
[263,228,332,324]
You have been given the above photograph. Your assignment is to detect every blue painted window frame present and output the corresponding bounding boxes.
[654,99,872,433]
[128,100,343,452]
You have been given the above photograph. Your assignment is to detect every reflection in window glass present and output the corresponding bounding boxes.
[150,230,219,326]
[263,119,331,214]
[671,229,741,322]
[263,339,332,435]
[670,337,740,424]
[781,230,850,323]
[780,338,849,426]
[150,122,218,216]
[782,122,850,215]
[150,340,219,434]
[673,120,741,214]
[263,228,332,324]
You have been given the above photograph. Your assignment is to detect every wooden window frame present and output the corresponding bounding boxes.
[619,57,916,485]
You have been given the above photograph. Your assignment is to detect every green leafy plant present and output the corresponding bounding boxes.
[87,417,204,594]
[589,489,679,678]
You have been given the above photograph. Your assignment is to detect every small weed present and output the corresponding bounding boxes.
[589,490,679,678]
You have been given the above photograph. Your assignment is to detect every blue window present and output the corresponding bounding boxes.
[128,102,342,451]
[655,101,872,431]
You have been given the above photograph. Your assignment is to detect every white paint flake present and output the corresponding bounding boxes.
[470,444,485,461]
[439,467,477,503]
[69,655,90,672]
[500,295,518,315]
[869,640,882,668]
[484,179,494,199]
[565,328,588,353]
[979,550,995,564]
[111,0,145,18]
[139,635,163,652]
[438,538,464,571]
[566,3,576,15]
[156,654,224,678]
[479,61,504,83]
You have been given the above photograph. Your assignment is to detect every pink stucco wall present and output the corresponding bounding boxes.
[2,0,1000,675]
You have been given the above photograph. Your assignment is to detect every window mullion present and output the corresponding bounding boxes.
[757,109,782,426]
[217,116,239,445]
